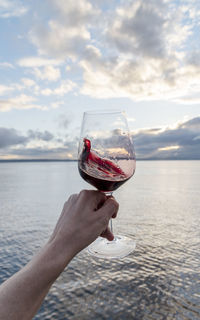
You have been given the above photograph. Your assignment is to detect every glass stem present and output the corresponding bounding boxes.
[105,192,114,237]
[109,218,113,234]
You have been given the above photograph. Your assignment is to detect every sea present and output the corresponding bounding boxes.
[0,160,199,320]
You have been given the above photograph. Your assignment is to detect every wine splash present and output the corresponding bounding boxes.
[79,138,132,192]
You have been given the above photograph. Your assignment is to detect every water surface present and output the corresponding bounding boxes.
[0,161,199,319]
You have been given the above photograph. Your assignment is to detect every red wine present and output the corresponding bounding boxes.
[79,138,133,192]
[78,165,131,192]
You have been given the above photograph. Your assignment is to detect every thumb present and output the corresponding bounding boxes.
[100,226,114,241]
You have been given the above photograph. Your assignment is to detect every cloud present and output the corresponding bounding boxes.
[0,94,47,112]
[0,62,14,68]
[187,50,200,67]
[29,0,99,60]
[30,22,90,61]
[0,84,14,96]
[18,57,62,68]
[6,146,75,160]
[32,65,61,82]
[50,101,64,109]
[0,128,56,149]
[80,50,200,102]
[174,97,200,105]
[133,116,200,160]
[78,1,200,101]
[1,0,200,108]
[107,1,166,59]
[21,78,36,87]
[108,1,192,59]
[0,128,28,148]
[56,114,71,129]
[1,117,200,160]
[0,126,78,159]
[40,80,76,96]
[0,0,27,18]
[14,0,198,102]
[27,130,54,142]
[49,0,98,25]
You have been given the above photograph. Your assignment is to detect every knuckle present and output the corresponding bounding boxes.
[68,194,75,200]
[79,189,90,198]
[68,194,78,203]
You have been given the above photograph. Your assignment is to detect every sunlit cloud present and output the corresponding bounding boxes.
[6,0,200,103]
[174,95,200,105]
[133,116,200,160]
[107,147,129,155]
[78,1,200,101]
[21,78,36,87]
[40,80,76,96]
[158,145,180,152]
[29,0,98,60]
[32,66,61,82]
[0,94,48,112]
[18,57,63,68]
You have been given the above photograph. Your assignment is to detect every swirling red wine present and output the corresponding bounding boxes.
[78,138,133,192]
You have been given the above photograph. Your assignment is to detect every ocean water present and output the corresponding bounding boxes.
[0,161,199,320]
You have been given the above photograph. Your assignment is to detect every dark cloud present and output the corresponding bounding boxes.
[187,50,200,67]
[27,130,54,141]
[0,128,54,149]
[134,117,200,160]
[0,127,28,148]
[179,117,200,130]
[0,127,78,159]
[107,1,168,59]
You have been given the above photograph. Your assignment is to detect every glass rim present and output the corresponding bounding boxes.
[83,109,125,115]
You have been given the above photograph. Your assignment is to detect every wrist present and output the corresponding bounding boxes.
[28,237,75,286]
[44,236,76,272]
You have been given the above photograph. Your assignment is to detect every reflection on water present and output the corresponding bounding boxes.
[0,161,199,319]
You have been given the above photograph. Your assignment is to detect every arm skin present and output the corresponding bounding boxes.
[0,190,119,320]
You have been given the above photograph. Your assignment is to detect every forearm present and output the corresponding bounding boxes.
[0,239,73,320]
[0,191,119,320]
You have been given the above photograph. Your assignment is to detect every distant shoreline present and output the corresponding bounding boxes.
[0,159,77,163]
[0,159,199,163]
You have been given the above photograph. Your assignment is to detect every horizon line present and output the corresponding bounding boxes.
[0,158,200,163]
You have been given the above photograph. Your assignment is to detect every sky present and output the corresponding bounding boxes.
[0,0,200,160]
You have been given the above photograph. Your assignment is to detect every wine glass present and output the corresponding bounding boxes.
[78,110,136,259]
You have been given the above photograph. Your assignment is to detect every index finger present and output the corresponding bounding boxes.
[97,197,119,220]
[78,190,107,210]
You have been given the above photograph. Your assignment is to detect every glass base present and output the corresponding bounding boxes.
[87,235,136,259]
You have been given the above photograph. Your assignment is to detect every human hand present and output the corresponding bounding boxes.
[49,190,119,262]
